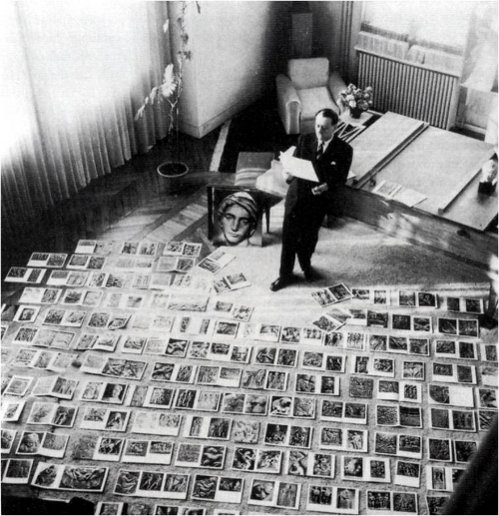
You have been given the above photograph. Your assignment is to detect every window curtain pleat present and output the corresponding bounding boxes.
[1,1,171,239]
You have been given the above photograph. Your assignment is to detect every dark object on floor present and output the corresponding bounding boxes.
[270,276,295,291]
[478,181,496,195]
[2,496,95,515]
[442,415,498,515]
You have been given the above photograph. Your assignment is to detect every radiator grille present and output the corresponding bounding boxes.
[357,50,460,129]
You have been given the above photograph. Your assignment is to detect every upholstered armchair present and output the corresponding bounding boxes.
[276,57,347,135]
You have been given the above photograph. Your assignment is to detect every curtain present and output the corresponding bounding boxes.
[1,1,171,236]
[362,1,473,51]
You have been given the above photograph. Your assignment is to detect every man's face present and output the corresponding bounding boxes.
[220,204,252,245]
[315,113,335,143]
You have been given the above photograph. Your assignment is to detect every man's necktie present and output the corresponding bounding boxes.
[316,142,324,161]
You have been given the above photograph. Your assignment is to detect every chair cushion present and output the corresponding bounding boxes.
[288,58,329,90]
[297,87,338,122]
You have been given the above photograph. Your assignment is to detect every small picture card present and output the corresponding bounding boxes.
[402,361,425,381]
[114,469,189,499]
[232,420,260,444]
[79,380,128,404]
[231,447,283,474]
[417,291,438,308]
[19,286,63,305]
[1,400,26,422]
[66,271,90,287]
[122,439,174,464]
[95,502,125,515]
[480,365,498,387]
[214,273,251,293]
[1,429,16,453]
[366,490,418,514]
[428,384,475,407]
[320,400,368,424]
[398,290,416,307]
[196,249,234,274]
[175,444,226,469]
[248,479,301,510]
[394,460,421,488]
[432,363,477,384]
[426,495,450,515]
[131,411,182,436]
[93,436,125,462]
[4,376,33,397]
[426,465,465,492]
[378,380,422,403]
[2,459,34,484]
[13,305,40,323]
[408,337,430,355]
[75,239,97,254]
[374,432,422,459]
[27,402,77,427]
[280,326,302,343]
[349,376,374,399]
[195,365,242,388]
[32,462,108,492]
[307,485,359,514]
[184,416,233,440]
[340,455,391,483]
[368,311,389,332]
[480,343,497,362]
[80,408,131,433]
[28,248,61,269]
[151,362,197,384]
[430,408,476,431]
[376,404,422,428]
[319,427,368,452]
[286,450,335,478]
[191,474,244,504]
[263,423,313,449]
[295,373,340,396]
[411,315,433,332]
[428,438,453,462]
[352,287,371,300]
[453,439,478,463]
[174,389,221,412]
[5,267,46,284]
[350,355,395,377]
[17,431,69,459]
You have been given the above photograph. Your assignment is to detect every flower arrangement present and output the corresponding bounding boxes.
[338,84,373,118]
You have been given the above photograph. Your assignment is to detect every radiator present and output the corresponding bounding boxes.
[357,49,461,130]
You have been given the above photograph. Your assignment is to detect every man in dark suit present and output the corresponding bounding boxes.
[270,108,353,291]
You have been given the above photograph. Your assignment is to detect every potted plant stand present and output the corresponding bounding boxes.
[157,161,189,194]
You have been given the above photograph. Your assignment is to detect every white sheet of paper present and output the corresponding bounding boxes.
[280,146,319,183]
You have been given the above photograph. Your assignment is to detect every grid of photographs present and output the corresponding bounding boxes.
[1,239,495,514]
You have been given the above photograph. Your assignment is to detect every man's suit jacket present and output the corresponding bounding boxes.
[285,133,353,217]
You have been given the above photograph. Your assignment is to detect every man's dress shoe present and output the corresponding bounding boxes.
[270,277,292,292]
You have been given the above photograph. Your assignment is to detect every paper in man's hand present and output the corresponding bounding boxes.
[280,146,319,183]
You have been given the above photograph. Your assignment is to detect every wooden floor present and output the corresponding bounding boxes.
[2,115,497,515]
[1,130,222,289]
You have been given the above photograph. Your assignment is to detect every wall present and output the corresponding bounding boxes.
[308,1,363,83]
[170,1,289,139]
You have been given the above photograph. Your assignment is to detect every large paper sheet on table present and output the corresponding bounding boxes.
[279,147,319,183]
[349,112,427,185]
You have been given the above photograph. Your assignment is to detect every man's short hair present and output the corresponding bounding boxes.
[315,108,338,125]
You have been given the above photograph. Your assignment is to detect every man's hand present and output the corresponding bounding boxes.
[312,183,328,195]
